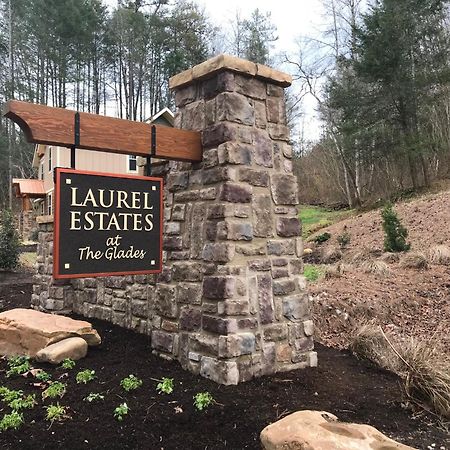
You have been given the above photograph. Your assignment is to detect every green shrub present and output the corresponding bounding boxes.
[60,358,76,370]
[120,374,142,392]
[193,392,214,411]
[0,210,20,270]
[6,356,31,377]
[45,404,68,423]
[313,232,331,244]
[0,411,24,431]
[42,382,66,400]
[156,377,174,395]
[337,228,351,248]
[76,369,95,384]
[304,264,322,282]
[84,393,105,403]
[114,403,129,421]
[381,203,410,252]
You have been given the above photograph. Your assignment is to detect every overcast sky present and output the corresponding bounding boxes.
[200,0,325,54]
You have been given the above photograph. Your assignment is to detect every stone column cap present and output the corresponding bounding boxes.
[169,54,292,90]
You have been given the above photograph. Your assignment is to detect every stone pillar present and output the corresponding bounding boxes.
[155,54,316,384]
[31,54,316,385]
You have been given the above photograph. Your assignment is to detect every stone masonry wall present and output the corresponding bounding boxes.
[32,55,316,385]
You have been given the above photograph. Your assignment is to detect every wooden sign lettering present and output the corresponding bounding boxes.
[54,168,163,279]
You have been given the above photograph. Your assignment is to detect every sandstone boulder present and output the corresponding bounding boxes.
[260,410,416,450]
[0,308,101,357]
[35,337,88,364]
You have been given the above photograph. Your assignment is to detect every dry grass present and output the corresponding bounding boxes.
[360,260,391,277]
[351,248,373,265]
[321,246,342,264]
[428,245,450,266]
[379,252,400,264]
[400,252,429,269]
[324,263,352,279]
[351,324,450,420]
[402,339,450,419]
[349,324,400,370]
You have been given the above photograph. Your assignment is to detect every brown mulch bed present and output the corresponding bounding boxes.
[0,272,449,449]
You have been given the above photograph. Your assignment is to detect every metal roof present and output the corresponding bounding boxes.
[12,178,45,198]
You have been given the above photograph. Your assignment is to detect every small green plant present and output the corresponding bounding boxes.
[304,264,322,282]
[0,410,24,431]
[76,369,96,384]
[193,392,214,411]
[45,404,68,423]
[0,209,20,270]
[120,374,143,392]
[0,387,23,404]
[35,370,51,382]
[84,392,105,403]
[114,403,129,421]
[42,382,66,400]
[313,232,331,244]
[6,356,31,377]
[156,377,174,395]
[381,203,410,252]
[337,227,351,248]
[60,358,76,370]
[8,394,37,411]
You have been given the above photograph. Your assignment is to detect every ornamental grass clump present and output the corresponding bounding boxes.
[350,324,450,419]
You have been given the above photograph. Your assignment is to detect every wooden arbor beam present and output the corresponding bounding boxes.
[3,100,202,162]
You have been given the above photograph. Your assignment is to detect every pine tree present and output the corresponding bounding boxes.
[381,203,410,253]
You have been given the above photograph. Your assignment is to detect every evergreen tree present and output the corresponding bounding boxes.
[381,203,410,252]
[355,0,450,189]
[0,209,20,269]
[242,9,277,65]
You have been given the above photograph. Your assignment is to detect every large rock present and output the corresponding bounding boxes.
[0,308,101,357]
[35,337,88,364]
[260,410,416,450]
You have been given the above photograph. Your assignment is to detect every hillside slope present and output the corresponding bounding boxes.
[306,190,450,351]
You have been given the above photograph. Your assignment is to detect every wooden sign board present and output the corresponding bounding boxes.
[53,168,163,279]
[4,100,202,162]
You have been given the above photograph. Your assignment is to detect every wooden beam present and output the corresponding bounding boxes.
[4,100,202,162]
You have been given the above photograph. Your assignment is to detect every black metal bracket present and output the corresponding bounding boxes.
[146,125,156,176]
[71,112,80,169]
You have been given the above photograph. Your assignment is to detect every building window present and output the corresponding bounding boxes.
[40,201,44,216]
[39,161,44,180]
[128,155,137,172]
[48,147,52,172]
[47,193,52,216]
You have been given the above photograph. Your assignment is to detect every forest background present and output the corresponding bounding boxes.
[0,0,449,209]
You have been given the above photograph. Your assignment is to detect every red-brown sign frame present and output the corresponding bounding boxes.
[53,168,163,279]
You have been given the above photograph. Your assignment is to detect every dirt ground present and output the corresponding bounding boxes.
[306,190,450,353]
[0,272,449,450]
[313,190,450,252]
